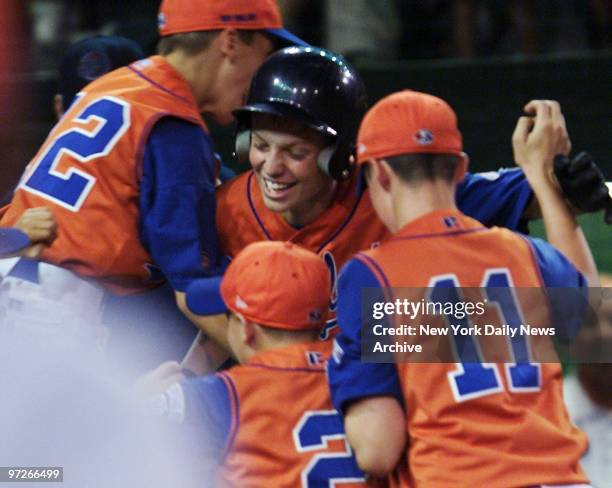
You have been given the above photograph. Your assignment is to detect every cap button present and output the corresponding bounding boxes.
[284,242,294,250]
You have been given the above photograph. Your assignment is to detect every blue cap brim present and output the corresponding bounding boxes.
[264,28,309,48]
[0,228,30,257]
[186,276,228,316]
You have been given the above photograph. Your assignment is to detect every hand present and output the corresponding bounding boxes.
[135,361,187,395]
[19,243,45,259]
[512,100,571,184]
[554,152,612,224]
[14,207,57,244]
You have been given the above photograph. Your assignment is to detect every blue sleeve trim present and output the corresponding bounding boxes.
[139,117,224,291]
[218,164,236,183]
[525,236,585,288]
[524,236,588,339]
[180,374,232,461]
[328,258,403,414]
[457,168,533,231]
[217,372,240,461]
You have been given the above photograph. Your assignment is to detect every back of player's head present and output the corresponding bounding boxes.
[59,36,144,109]
[157,0,307,55]
[186,241,330,331]
[233,46,368,180]
[357,90,466,183]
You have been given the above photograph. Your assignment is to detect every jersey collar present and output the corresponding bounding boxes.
[246,341,330,371]
[247,170,363,249]
[129,56,202,116]
[393,209,485,241]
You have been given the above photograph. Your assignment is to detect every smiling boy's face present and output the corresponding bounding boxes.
[249,113,336,227]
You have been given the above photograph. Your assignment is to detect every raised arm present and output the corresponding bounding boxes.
[512,100,598,286]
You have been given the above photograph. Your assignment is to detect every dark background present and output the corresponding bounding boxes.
[1,1,610,268]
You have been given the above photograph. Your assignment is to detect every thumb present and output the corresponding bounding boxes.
[20,243,44,259]
[512,116,533,145]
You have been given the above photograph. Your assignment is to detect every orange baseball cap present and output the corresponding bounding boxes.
[186,241,330,331]
[158,0,308,47]
[356,90,463,164]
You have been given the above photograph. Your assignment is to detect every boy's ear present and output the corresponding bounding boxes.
[218,28,239,61]
[243,320,257,347]
[377,158,393,192]
[53,94,64,120]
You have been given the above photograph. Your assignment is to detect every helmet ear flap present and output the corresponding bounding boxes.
[318,141,354,180]
[234,129,251,164]
[317,146,335,177]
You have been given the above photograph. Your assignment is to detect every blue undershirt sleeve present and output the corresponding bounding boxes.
[328,257,403,414]
[457,168,533,231]
[525,236,588,339]
[179,374,232,461]
[139,117,224,291]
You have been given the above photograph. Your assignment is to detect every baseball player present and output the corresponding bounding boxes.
[0,0,306,364]
[54,35,144,121]
[0,33,234,362]
[327,91,597,487]
[51,34,236,182]
[189,46,609,354]
[149,241,369,487]
[0,35,144,209]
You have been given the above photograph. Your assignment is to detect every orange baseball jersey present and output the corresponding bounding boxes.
[217,168,533,338]
[217,170,385,339]
[0,56,206,294]
[329,209,589,488]
[174,340,367,487]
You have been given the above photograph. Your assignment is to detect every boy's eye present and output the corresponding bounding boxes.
[289,150,309,160]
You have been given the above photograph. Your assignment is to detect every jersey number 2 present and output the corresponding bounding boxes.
[430,269,541,403]
[21,96,130,211]
[293,410,365,487]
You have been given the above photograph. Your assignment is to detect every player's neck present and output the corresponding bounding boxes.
[251,328,320,357]
[392,181,457,231]
[164,50,216,111]
[281,179,338,228]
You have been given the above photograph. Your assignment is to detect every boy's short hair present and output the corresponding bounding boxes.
[256,323,320,342]
[385,153,460,183]
[158,30,261,56]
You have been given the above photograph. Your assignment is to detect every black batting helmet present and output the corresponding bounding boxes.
[59,36,144,109]
[233,46,368,180]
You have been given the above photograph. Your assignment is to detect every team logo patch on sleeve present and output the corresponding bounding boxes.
[443,216,458,228]
[306,351,323,366]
